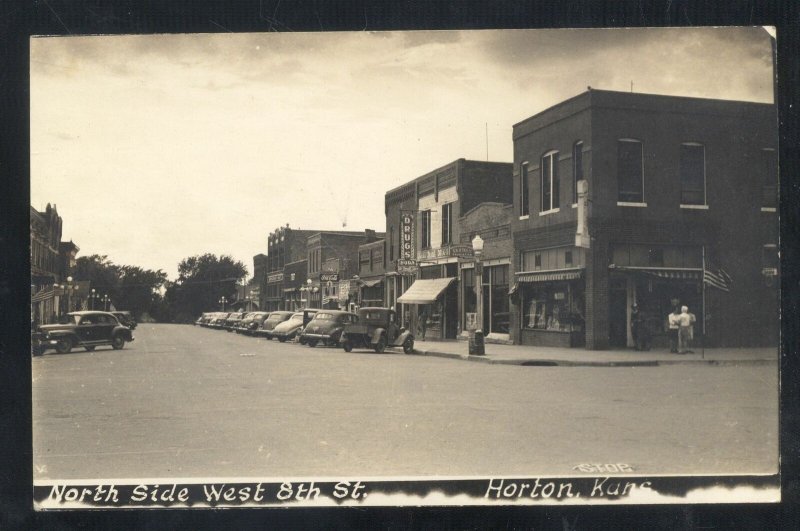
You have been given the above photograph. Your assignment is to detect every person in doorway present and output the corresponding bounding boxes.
[630,304,642,350]
[678,305,696,354]
[667,306,681,353]
[418,306,428,341]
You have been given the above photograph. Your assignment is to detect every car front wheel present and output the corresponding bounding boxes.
[278,336,286,343]
[308,339,318,347]
[403,337,414,354]
[55,338,72,354]
[111,335,125,350]
[374,335,387,353]
[342,340,353,352]
[85,345,96,352]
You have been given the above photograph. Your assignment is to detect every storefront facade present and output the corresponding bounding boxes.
[511,89,778,349]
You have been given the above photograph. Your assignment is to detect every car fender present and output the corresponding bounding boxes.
[370,327,386,344]
[393,330,414,346]
[45,329,78,341]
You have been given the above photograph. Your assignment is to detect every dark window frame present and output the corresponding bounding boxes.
[421,210,432,250]
[520,162,530,217]
[441,202,453,245]
[572,141,583,204]
[680,143,706,205]
[541,150,560,212]
[617,139,644,203]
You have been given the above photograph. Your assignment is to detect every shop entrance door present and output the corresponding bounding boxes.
[444,282,458,339]
[609,283,628,348]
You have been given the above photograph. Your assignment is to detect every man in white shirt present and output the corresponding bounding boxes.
[678,305,696,354]
[668,306,681,353]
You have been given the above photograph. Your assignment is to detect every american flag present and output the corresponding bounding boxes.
[703,266,733,292]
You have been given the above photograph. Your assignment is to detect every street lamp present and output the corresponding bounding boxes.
[306,278,313,309]
[471,234,485,355]
[218,296,228,311]
[101,294,111,311]
[89,288,100,310]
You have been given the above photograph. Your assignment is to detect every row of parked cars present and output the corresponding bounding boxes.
[195,307,415,354]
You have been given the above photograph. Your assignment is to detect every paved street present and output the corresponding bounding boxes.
[32,324,778,481]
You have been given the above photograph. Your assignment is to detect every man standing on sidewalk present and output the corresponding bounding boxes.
[668,306,681,353]
[678,305,696,354]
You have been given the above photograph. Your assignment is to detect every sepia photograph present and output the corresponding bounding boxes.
[28,26,780,508]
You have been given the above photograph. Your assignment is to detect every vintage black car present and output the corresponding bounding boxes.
[34,311,134,354]
[340,307,414,354]
[207,312,230,329]
[255,311,294,339]
[223,312,247,331]
[111,311,137,330]
[299,310,358,347]
[237,311,270,335]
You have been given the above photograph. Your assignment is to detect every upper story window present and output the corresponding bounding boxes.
[520,162,530,217]
[541,151,560,213]
[441,203,453,245]
[572,141,584,204]
[389,226,394,262]
[617,139,644,203]
[680,143,706,205]
[762,148,777,209]
[421,210,432,250]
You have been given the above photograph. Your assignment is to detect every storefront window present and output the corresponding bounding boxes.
[489,265,509,333]
[522,283,583,332]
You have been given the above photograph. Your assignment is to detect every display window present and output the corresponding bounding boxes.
[521,282,584,332]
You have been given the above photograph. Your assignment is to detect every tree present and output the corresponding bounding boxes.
[168,254,248,322]
[73,255,167,320]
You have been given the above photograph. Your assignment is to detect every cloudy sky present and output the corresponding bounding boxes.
[30,27,774,279]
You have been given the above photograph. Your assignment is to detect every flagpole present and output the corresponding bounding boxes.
[701,246,706,360]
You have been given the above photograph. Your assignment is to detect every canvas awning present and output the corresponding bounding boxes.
[516,269,584,283]
[397,277,456,305]
[360,278,384,288]
[31,287,55,303]
[609,266,701,280]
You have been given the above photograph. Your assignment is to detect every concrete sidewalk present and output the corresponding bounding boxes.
[395,339,779,367]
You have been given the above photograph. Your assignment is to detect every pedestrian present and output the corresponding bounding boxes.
[418,306,428,341]
[678,305,695,354]
[667,306,681,353]
[630,304,642,350]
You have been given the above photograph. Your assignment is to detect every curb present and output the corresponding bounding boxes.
[406,348,776,367]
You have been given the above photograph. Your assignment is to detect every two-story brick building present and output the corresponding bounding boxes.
[510,89,778,349]
[388,159,514,340]
[355,237,386,308]
[262,225,322,311]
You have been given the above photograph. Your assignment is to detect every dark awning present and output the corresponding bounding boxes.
[397,277,456,304]
[609,266,701,280]
[516,269,584,283]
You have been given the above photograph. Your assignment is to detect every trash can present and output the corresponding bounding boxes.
[469,329,485,356]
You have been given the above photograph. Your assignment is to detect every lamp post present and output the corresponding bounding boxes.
[471,235,485,355]
[89,288,100,310]
[64,276,75,312]
[218,296,228,311]
[306,279,313,309]
[101,294,111,311]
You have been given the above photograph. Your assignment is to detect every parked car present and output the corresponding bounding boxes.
[255,311,294,339]
[195,313,213,326]
[237,312,270,335]
[223,312,247,331]
[340,307,414,354]
[34,311,134,354]
[208,312,231,329]
[299,310,359,347]
[270,311,311,343]
[111,311,137,330]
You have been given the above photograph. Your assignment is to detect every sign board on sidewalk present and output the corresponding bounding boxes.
[465,312,478,331]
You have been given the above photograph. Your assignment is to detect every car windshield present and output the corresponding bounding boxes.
[289,313,304,322]
[313,313,336,321]
[266,314,286,323]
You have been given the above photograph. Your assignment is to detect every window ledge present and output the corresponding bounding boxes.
[538,208,560,217]
[761,207,777,213]
[519,215,530,220]
[617,201,648,207]
[680,204,709,210]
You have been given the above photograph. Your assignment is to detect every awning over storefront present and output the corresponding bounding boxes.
[360,278,384,288]
[397,277,456,304]
[609,266,701,280]
[31,287,55,303]
[516,269,584,283]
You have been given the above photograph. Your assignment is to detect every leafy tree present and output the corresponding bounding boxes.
[168,254,248,322]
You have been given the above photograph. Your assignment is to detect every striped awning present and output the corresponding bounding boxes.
[31,288,55,303]
[610,266,701,280]
[516,270,584,283]
[397,277,456,305]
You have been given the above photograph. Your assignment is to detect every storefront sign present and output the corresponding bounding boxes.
[267,272,284,283]
[397,211,418,274]
[319,272,339,282]
[465,312,478,331]
[418,245,474,261]
[575,180,590,248]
